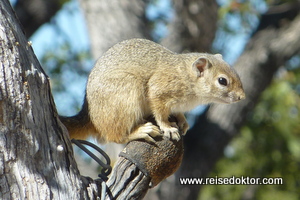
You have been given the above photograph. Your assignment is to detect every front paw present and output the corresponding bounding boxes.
[178,121,189,135]
[160,126,181,141]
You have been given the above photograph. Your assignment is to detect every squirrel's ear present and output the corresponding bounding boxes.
[193,57,212,77]
[214,54,223,59]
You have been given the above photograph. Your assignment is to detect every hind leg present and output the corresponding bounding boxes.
[125,122,162,143]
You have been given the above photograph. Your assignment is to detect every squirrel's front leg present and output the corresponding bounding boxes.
[151,104,181,141]
[173,113,189,136]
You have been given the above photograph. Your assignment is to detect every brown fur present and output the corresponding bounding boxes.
[60,39,245,143]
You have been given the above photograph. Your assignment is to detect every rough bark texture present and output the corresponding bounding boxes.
[106,137,183,199]
[106,159,151,200]
[0,1,85,199]
[79,0,150,58]
[14,0,62,38]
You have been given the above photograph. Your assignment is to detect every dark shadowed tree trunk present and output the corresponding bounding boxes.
[14,0,63,38]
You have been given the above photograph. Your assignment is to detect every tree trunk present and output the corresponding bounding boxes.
[14,0,62,38]
[0,1,85,199]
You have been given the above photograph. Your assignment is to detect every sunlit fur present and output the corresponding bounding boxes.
[62,39,245,143]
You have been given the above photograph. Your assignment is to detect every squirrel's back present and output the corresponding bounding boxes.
[89,39,177,79]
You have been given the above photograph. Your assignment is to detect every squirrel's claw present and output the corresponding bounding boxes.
[127,122,162,143]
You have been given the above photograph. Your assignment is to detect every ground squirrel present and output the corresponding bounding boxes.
[60,38,245,144]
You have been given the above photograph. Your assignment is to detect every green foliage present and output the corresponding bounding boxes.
[218,1,262,34]
[59,0,71,7]
[40,41,92,114]
[200,65,300,200]
[41,42,90,93]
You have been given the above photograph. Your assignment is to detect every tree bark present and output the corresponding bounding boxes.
[106,138,183,200]
[0,0,85,199]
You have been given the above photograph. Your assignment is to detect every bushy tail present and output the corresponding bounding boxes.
[59,98,97,140]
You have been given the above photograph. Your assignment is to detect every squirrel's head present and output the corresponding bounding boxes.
[193,54,245,104]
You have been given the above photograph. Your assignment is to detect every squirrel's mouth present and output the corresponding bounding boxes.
[216,95,245,104]
[224,91,246,104]
[212,91,246,104]
[213,98,232,104]
[228,96,246,103]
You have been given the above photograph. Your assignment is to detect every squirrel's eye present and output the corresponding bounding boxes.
[218,77,228,86]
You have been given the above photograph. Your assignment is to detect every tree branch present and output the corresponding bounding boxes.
[105,138,183,199]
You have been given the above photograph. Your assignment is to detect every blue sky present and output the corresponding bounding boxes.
[31,0,89,58]
[30,0,90,115]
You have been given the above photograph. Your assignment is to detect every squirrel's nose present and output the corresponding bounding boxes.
[237,91,246,101]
